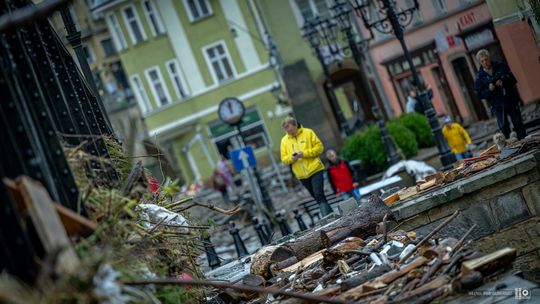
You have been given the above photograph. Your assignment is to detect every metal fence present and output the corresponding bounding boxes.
[0,0,114,283]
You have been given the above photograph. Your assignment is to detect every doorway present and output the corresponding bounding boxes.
[431,66,460,120]
[451,57,488,121]
[329,68,376,132]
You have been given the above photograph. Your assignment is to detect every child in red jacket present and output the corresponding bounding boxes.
[325,149,359,200]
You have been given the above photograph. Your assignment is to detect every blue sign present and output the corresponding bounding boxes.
[231,146,256,171]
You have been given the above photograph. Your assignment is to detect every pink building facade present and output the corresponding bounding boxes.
[364,0,508,125]
[492,19,540,107]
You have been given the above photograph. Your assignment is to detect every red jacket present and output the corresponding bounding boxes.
[326,158,357,194]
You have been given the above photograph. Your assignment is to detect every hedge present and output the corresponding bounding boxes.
[397,113,435,148]
[341,121,417,176]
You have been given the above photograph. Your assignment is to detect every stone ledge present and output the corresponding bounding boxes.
[392,151,539,220]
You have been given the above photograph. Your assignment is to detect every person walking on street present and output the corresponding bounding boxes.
[406,89,420,114]
[474,49,526,140]
[280,116,333,217]
[442,116,473,160]
[325,149,359,200]
[212,168,229,204]
[217,154,236,197]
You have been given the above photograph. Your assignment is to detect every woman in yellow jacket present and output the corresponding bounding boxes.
[442,116,473,160]
[280,116,333,216]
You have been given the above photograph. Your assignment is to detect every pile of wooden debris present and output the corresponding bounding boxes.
[203,196,520,303]
[0,138,240,303]
[386,132,540,203]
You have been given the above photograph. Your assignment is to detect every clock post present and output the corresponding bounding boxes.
[217,98,275,214]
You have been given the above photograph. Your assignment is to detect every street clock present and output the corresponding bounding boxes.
[218,97,245,125]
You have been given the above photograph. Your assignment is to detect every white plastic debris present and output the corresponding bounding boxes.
[138,203,188,233]
[313,284,324,292]
[379,252,390,265]
[383,160,436,182]
[399,244,416,261]
[93,264,131,304]
[369,252,383,266]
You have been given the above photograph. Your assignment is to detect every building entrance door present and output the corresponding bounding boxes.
[330,68,376,132]
[451,57,488,121]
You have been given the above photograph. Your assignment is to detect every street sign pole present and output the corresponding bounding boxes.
[234,125,275,212]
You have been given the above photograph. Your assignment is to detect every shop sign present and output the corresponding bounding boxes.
[464,28,495,50]
[459,11,478,30]
[209,110,260,138]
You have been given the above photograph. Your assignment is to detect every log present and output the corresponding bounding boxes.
[270,195,393,262]
[341,265,392,291]
[461,247,516,276]
[251,245,280,279]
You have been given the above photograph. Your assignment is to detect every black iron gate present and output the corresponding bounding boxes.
[0,0,117,283]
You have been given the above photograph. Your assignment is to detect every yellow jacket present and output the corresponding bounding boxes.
[442,123,471,154]
[280,127,325,180]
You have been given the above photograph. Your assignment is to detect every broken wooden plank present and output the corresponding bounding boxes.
[17,176,80,274]
[54,203,96,237]
[461,247,516,276]
[282,249,325,273]
[418,179,437,191]
[397,187,418,201]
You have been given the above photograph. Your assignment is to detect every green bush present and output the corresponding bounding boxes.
[341,125,387,176]
[341,121,417,176]
[387,120,418,159]
[398,113,435,148]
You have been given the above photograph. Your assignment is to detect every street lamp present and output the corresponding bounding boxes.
[329,0,401,165]
[301,16,351,138]
[350,0,456,169]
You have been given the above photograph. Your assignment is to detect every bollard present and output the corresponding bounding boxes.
[276,211,292,237]
[229,221,248,258]
[203,235,221,270]
[252,217,269,246]
[261,218,273,240]
[293,209,308,231]
[313,212,320,225]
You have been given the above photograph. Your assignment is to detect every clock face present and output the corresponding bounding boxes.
[218,97,245,125]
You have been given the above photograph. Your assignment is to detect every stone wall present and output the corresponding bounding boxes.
[392,150,540,283]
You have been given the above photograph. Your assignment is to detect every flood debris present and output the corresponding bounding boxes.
[195,196,526,303]
[386,132,540,204]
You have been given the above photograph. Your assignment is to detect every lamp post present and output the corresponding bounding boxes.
[351,0,456,169]
[328,0,401,165]
[302,17,351,138]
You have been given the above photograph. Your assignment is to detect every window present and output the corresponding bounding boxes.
[433,0,447,16]
[106,13,127,51]
[203,42,235,83]
[100,38,116,57]
[142,0,165,36]
[145,67,171,107]
[296,0,331,21]
[82,44,95,63]
[405,0,423,25]
[166,60,189,99]
[122,5,147,45]
[183,0,212,22]
[130,75,152,114]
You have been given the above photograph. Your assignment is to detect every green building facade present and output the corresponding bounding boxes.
[91,0,292,184]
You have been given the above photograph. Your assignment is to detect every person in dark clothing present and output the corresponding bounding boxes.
[212,169,229,204]
[474,49,526,140]
[325,149,359,200]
